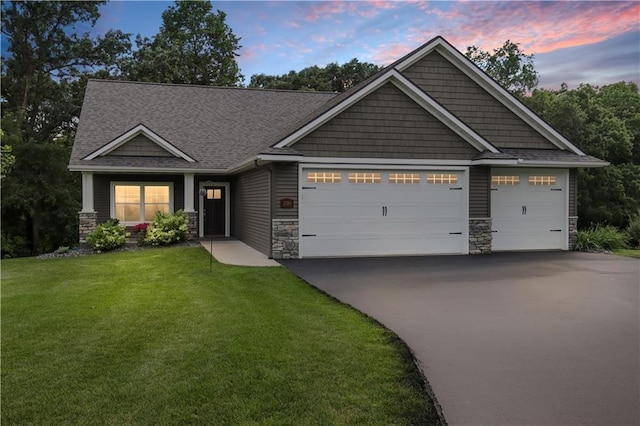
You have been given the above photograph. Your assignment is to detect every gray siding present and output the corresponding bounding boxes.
[294,83,478,160]
[403,51,556,150]
[233,167,271,256]
[469,166,490,217]
[273,163,298,219]
[94,174,184,223]
[108,134,175,157]
[569,169,577,216]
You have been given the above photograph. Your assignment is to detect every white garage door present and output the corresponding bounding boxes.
[299,168,467,257]
[491,168,568,251]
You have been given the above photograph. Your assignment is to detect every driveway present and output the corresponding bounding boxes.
[281,252,640,426]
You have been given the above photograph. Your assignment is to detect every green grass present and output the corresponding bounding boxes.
[1,247,440,425]
[614,249,640,259]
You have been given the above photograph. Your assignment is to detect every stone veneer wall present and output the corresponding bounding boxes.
[186,212,199,240]
[272,219,299,259]
[568,216,578,250]
[79,212,97,243]
[469,218,492,254]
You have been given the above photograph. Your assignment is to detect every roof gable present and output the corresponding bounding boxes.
[274,69,499,154]
[83,124,196,162]
[395,36,585,155]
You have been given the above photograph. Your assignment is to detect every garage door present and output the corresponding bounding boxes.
[299,168,467,257]
[491,168,568,251]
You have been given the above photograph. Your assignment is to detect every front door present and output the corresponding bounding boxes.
[204,187,226,236]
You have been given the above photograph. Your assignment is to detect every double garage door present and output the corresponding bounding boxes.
[491,168,568,251]
[299,168,467,257]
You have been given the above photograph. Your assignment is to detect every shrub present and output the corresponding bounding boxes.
[626,213,640,248]
[574,225,628,252]
[143,210,188,246]
[86,220,127,252]
[132,222,149,245]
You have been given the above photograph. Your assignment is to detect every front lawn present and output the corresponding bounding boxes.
[2,247,440,424]
[614,249,640,259]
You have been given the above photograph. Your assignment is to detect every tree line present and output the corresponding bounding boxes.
[1,0,638,257]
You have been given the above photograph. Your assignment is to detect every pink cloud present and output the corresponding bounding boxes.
[303,0,400,21]
[372,43,415,65]
[405,2,640,56]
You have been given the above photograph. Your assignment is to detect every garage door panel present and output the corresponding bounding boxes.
[491,168,567,251]
[300,168,467,257]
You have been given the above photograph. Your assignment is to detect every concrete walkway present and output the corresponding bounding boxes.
[199,239,279,267]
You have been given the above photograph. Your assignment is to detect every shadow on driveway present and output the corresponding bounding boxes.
[282,251,640,426]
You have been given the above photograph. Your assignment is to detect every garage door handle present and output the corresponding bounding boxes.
[449,232,462,235]
[550,188,562,191]
[549,229,562,232]
[492,230,498,233]
[302,186,316,190]
[449,187,463,190]
[301,234,317,237]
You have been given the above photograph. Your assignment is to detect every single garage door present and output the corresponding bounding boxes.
[299,168,467,257]
[491,168,568,251]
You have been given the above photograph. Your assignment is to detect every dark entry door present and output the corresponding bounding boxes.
[204,187,225,236]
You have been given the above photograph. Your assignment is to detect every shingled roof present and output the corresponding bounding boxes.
[69,80,337,171]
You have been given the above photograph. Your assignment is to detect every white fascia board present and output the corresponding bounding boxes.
[471,159,519,166]
[68,165,227,174]
[516,160,610,168]
[389,73,499,153]
[408,42,585,156]
[257,154,472,166]
[83,124,196,162]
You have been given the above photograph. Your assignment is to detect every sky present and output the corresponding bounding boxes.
[14,1,640,89]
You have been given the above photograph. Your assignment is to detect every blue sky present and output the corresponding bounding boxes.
[14,1,640,89]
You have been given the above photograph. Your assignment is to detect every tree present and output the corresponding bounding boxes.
[249,59,380,92]
[524,82,640,228]
[465,40,539,97]
[1,1,129,256]
[120,1,242,86]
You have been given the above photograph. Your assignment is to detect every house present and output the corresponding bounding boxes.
[69,36,607,259]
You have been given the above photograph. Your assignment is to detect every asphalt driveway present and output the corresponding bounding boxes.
[281,252,640,426]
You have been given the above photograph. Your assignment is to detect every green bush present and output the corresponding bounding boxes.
[626,213,640,248]
[143,210,188,246]
[574,225,628,251]
[86,220,127,252]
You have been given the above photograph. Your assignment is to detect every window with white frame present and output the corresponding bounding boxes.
[113,183,172,223]
[528,176,556,186]
[348,172,381,183]
[426,173,458,184]
[492,176,520,185]
[389,173,421,184]
[307,171,342,183]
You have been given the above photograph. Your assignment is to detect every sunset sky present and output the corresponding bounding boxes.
[63,1,640,89]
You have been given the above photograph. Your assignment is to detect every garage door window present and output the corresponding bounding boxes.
[307,171,341,183]
[389,173,420,184]
[529,176,556,186]
[427,173,458,184]
[348,172,381,184]
[492,176,520,185]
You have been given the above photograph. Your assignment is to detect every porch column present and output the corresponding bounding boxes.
[183,173,198,239]
[79,172,97,243]
[81,172,95,213]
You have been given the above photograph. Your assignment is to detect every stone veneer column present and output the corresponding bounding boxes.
[79,212,97,243]
[469,218,492,254]
[186,211,199,240]
[568,216,579,250]
[272,219,299,259]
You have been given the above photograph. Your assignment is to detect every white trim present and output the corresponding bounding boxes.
[198,181,230,238]
[83,124,196,162]
[273,69,499,154]
[183,174,195,212]
[396,37,585,155]
[81,172,95,213]
[69,165,227,174]
[300,163,469,171]
[471,159,520,166]
[110,181,174,225]
[259,154,473,166]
